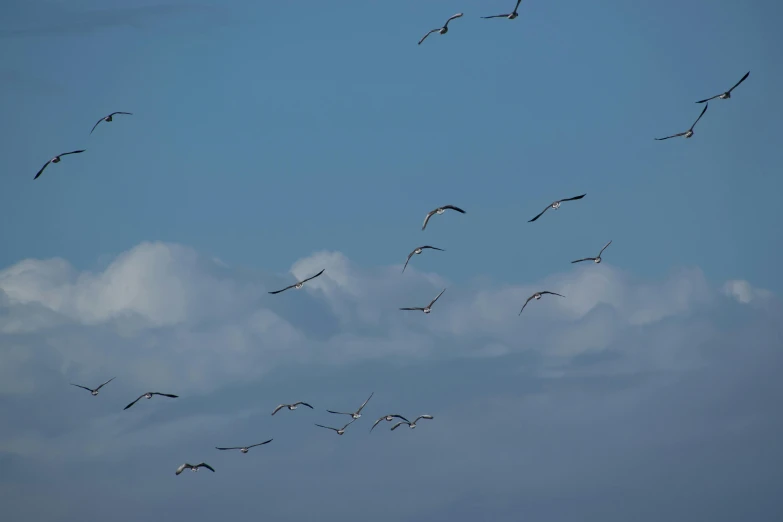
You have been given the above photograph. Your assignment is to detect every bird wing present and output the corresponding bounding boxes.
[695,94,720,104]
[571,258,594,264]
[301,269,325,284]
[248,439,273,448]
[392,414,411,423]
[690,102,708,130]
[152,393,179,398]
[268,283,296,294]
[727,71,750,93]
[70,383,93,392]
[90,118,104,134]
[528,205,550,222]
[400,307,425,311]
[196,463,215,472]
[271,404,286,415]
[123,394,146,410]
[540,291,565,298]
[33,160,52,180]
[481,13,510,19]
[356,392,374,413]
[442,205,466,214]
[326,410,353,416]
[515,0,523,10]
[655,132,686,141]
[421,210,436,230]
[370,417,384,432]
[111,111,134,116]
[418,29,438,45]
[414,415,434,422]
[215,446,240,451]
[402,251,416,273]
[391,421,407,431]
[95,377,115,390]
[341,418,357,430]
[315,423,337,432]
[60,150,86,157]
[428,288,446,308]
[420,246,445,251]
[561,194,586,202]
[445,13,464,26]
[598,240,612,257]
[519,295,535,315]
[175,463,190,475]
[295,401,314,409]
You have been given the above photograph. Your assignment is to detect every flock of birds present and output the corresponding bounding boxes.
[42,0,751,479]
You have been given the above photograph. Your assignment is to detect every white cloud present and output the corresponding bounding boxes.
[722,279,773,304]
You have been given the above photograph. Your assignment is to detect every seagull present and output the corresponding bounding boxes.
[418,13,464,45]
[268,269,325,295]
[696,71,750,103]
[33,150,86,180]
[482,0,522,19]
[655,103,709,141]
[271,401,314,415]
[391,415,434,430]
[528,194,586,223]
[314,418,356,436]
[175,462,215,475]
[215,439,272,453]
[123,392,179,410]
[70,377,115,396]
[422,205,465,231]
[90,111,133,134]
[402,246,445,273]
[370,414,410,433]
[400,288,446,314]
[519,291,565,315]
[327,392,374,419]
[571,240,612,264]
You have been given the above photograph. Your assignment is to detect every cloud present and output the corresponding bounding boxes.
[722,279,773,304]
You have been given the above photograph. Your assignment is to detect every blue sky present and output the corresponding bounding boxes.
[1,1,782,521]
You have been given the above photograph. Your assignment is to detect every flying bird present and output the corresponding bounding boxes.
[271,401,314,415]
[571,240,612,264]
[402,246,444,273]
[90,111,133,134]
[370,414,410,433]
[528,194,586,222]
[655,103,709,141]
[33,150,85,180]
[482,0,522,19]
[69,377,115,396]
[268,269,325,295]
[215,439,272,453]
[400,288,446,314]
[314,418,356,436]
[422,205,465,231]
[123,392,179,410]
[418,13,464,45]
[519,291,565,315]
[175,462,215,475]
[696,71,749,103]
[391,415,434,430]
[327,392,374,419]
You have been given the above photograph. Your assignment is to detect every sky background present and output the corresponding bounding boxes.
[1,1,782,521]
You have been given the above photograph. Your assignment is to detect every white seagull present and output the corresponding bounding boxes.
[481,0,523,19]
[271,401,314,415]
[215,439,272,453]
[391,415,434,430]
[33,150,86,180]
[655,103,709,141]
[327,392,374,419]
[175,462,215,475]
[519,291,565,315]
[370,414,410,433]
[571,240,612,264]
[528,194,586,222]
[696,71,750,103]
[400,288,446,314]
[418,13,464,45]
[123,391,179,410]
[402,245,445,273]
[422,205,466,231]
[268,269,325,295]
[90,111,133,134]
[69,377,115,396]
[314,418,356,436]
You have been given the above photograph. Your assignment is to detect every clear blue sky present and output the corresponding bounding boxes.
[1,1,782,521]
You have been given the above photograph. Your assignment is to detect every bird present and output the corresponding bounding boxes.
[655,103,709,141]
[696,71,750,103]
[571,240,612,264]
[33,150,86,180]
[175,462,215,475]
[370,414,411,433]
[90,111,133,134]
[402,246,445,273]
[215,439,272,453]
[422,205,465,231]
[400,288,446,314]
[271,401,314,415]
[519,291,565,315]
[418,13,464,45]
[391,415,434,430]
[69,377,115,396]
[268,269,325,295]
[481,0,522,19]
[123,392,179,410]
[528,194,586,223]
[314,418,356,436]
[327,392,374,420]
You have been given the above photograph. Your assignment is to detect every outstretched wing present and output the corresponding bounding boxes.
[33,159,52,180]
[428,288,446,308]
[111,111,134,116]
[519,295,535,315]
[402,251,415,273]
[70,383,93,392]
[540,291,565,298]
[561,194,586,203]
[301,269,325,284]
[400,307,425,311]
[444,13,464,26]
[727,71,750,93]
[95,377,115,391]
[391,421,408,431]
[418,29,438,45]
[341,418,357,430]
[421,210,436,230]
[481,13,510,19]
[690,102,708,130]
[370,417,384,432]
[442,205,466,214]
[695,94,720,104]
[196,463,215,472]
[268,283,296,295]
[271,404,286,415]
[248,439,273,449]
[356,392,374,414]
[90,117,104,135]
[421,246,444,252]
[315,423,337,432]
[294,401,314,409]
[655,132,686,141]
[414,414,434,423]
[60,150,86,157]
[175,463,190,475]
[528,205,550,223]
[215,446,240,451]
[326,410,353,416]
[123,394,146,410]
[597,240,612,257]
[571,258,594,264]
[151,392,179,399]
